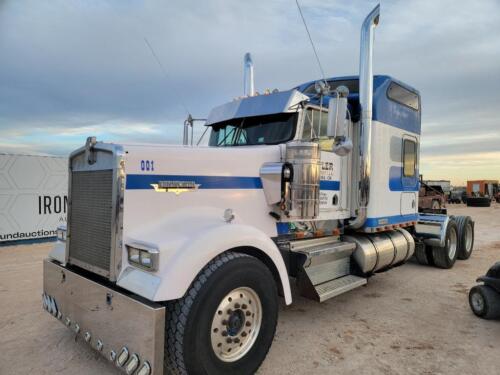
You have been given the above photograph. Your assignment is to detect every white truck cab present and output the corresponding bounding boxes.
[42,5,475,375]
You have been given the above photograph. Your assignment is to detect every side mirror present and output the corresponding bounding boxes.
[326,86,349,137]
[327,86,352,156]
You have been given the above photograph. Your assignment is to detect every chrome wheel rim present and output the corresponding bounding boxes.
[447,227,457,259]
[471,291,484,313]
[210,287,262,362]
[465,223,473,253]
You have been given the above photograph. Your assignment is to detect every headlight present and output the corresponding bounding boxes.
[126,244,159,271]
[128,248,140,263]
[56,226,67,242]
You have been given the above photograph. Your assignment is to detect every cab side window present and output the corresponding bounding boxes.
[301,108,328,140]
[403,139,417,177]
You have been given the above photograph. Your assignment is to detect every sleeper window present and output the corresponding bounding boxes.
[403,139,417,177]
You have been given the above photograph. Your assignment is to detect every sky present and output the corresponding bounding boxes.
[0,0,499,185]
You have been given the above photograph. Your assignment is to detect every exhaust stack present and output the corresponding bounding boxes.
[243,52,255,96]
[349,4,380,230]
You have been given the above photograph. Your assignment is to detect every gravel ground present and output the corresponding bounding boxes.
[1,204,499,375]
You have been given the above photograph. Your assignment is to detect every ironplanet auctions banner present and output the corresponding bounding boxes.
[0,154,68,243]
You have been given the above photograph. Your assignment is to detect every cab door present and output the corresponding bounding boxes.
[299,105,346,218]
[400,136,418,215]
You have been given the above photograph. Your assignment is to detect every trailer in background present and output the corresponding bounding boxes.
[0,153,68,243]
[466,180,499,207]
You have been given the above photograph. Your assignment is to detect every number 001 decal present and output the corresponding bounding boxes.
[140,160,155,171]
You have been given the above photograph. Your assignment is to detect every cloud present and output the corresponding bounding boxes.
[0,0,499,184]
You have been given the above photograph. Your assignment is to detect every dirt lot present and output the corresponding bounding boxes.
[1,204,499,375]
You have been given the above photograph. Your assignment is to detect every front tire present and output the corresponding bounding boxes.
[164,252,278,375]
[469,285,500,319]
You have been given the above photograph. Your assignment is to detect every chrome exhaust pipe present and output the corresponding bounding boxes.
[243,52,255,96]
[348,4,380,230]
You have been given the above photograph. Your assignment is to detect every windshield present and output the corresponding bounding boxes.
[208,113,297,147]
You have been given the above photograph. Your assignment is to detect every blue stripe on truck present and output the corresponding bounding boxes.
[126,174,263,190]
[126,174,340,191]
[364,213,419,228]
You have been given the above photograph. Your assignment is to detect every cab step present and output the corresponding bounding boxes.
[290,236,366,302]
[314,275,367,302]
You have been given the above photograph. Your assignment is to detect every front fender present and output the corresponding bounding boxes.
[118,207,292,305]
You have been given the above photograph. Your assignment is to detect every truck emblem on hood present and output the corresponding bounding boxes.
[151,180,200,195]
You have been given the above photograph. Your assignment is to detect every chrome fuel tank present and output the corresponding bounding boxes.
[344,228,415,273]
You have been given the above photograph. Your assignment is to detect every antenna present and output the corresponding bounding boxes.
[295,0,328,87]
[144,37,190,115]
[144,37,207,145]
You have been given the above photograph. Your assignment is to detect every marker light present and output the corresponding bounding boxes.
[126,245,159,271]
[56,225,67,242]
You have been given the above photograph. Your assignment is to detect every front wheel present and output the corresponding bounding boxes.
[164,252,278,375]
[469,285,500,319]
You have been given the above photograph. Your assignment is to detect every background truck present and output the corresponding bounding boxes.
[42,5,475,375]
[418,176,447,214]
[449,187,467,204]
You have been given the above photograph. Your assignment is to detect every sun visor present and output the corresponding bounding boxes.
[205,89,309,126]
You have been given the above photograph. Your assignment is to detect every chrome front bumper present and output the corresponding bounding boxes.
[42,259,165,375]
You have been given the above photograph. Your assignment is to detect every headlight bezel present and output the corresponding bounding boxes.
[126,244,159,272]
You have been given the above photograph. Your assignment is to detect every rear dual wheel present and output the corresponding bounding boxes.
[164,252,278,375]
[455,216,474,260]
[431,220,458,269]
[415,217,474,268]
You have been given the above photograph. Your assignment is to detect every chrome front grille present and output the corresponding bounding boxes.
[68,170,114,274]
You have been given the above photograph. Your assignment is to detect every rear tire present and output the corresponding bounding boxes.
[414,242,433,266]
[164,252,278,375]
[469,285,500,319]
[467,197,491,207]
[455,216,474,260]
[432,220,458,269]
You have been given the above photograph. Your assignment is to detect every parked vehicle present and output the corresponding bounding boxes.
[449,187,466,204]
[41,5,475,374]
[469,262,500,319]
[419,178,447,213]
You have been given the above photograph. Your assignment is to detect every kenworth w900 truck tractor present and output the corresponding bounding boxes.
[42,5,475,375]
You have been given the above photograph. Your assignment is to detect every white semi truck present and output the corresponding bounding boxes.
[42,5,475,375]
